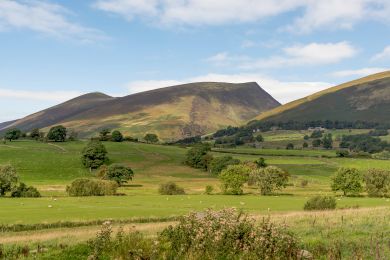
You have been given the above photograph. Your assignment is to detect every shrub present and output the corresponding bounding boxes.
[184,144,212,171]
[11,183,40,197]
[300,179,309,187]
[66,179,118,196]
[159,208,299,259]
[364,169,390,197]
[254,157,267,168]
[204,185,213,195]
[144,133,159,143]
[312,139,322,147]
[158,182,185,195]
[208,156,240,175]
[336,150,349,157]
[302,142,308,148]
[103,164,134,186]
[111,130,123,142]
[331,168,363,196]
[219,165,250,195]
[0,164,19,196]
[304,196,336,211]
[372,150,390,160]
[249,166,289,195]
[255,134,264,142]
[81,141,108,170]
[286,143,294,150]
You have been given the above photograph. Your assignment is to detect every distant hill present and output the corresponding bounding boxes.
[254,71,390,124]
[1,82,280,140]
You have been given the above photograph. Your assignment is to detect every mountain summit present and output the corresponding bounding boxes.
[2,82,280,140]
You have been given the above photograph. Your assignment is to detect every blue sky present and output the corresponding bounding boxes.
[0,0,389,122]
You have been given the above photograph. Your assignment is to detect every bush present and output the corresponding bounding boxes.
[208,156,240,175]
[204,185,213,195]
[66,179,118,196]
[159,208,299,259]
[219,165,250,195]
[300,179,309,187]
[11,183,40,197]
[372,150,390,160]
[184,144,212,171]
[158,182,185,195]
[336,150,349,157]
[302,142,308,148]
[103,164,134,186]
[0,164,19,196]
[111,130,123,142]
[304,196,336,211]
[81,141,108,170]
[364,169,390,197]
[254,157,267,168]
[286,143,294,150]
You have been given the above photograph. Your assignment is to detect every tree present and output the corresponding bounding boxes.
[312,139,322,147]
[254,157,267,168]
[310,130,323,138]
[111,130,124,142]
[5,129,21,141]
[103,164,134,185]
[47,125,67,142]
[144,133,159,143]
[322,133,333,149]
[331,168,363,196]
[30,128,41,140]
[219,165,250,195]
[255,135,264,142]
[185,144,212,171]
[303,135,309,140]
[286,143,294,150]
[363,169,390,197]
[99,129,111,141]
[81,141,108,170]
[0,165,19,196]
[209,156,240,175]
[302,142,308,148]
[249,166,289,195]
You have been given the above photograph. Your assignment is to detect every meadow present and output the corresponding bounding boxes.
[1,134,390,258]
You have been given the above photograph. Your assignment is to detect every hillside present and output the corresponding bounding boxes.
[254,71,390,123]
[1,82,280,140]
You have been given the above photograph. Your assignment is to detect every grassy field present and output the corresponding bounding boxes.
[1,139,390,258]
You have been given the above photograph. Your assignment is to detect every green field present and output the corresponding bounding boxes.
[1,139,390,258]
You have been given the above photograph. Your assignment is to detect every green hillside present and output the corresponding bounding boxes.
[255,71,390,123]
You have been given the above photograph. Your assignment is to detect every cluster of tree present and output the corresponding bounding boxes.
[331,167,390,197]
[302,131,333,149]
[171,136,202,145]
[339,134,388,153]
[98,129,158,144]
[368,129,389,136]
[0,164,40,197]
[3,125,76,143]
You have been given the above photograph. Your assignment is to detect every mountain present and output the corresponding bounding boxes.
[1,82,280,140]
[254,71,390,123]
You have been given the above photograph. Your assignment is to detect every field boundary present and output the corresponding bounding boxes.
[211,149,334,158]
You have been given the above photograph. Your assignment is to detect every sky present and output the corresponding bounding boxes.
[0,0,389,122]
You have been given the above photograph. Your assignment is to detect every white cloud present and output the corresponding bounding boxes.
[0,88,82,102]
[331,67,389,78]
[0,1,106,42]
[241,40,256,48]
[126,73,331,104]
[371,45,390,62]
[209,42,357,70]
[94,0,390,31]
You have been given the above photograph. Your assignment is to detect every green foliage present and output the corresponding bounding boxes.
[66,178,118,196]
[158,182,185,195]
[99,129,111,141]
[219,165,250,195]
[0,165,19,196]
[204,185,213,195]
[184,144,212,171]
[302,142,308,148]
[81,141,108,169]
[249,166,289,195]
[372,150,390,160]
[254,157,267,168]
[322,133,333,149]
[144,133,159,143]
[47,125,67,142]
[103,164,134,185]
[303,196,336,210]
[331,168,363,196]
[111,130,123,142]
[209,156,239,175]
[312,139,322,147]
[255,134,264,142]
[5,129,21,141]
[29,128,41,140]
[336,150,349,157]
[368,129,388,136]
[11,183,41,197]
[310,130,323,138]
[286,143,294,150]
[363,169,390,197]
[303,135,309,140]
[159,208,299,260]
[340,134,388,153]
